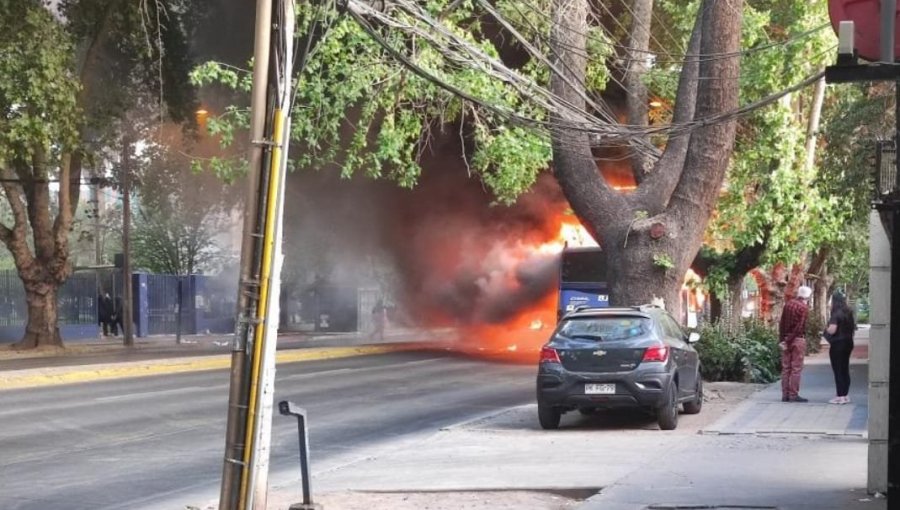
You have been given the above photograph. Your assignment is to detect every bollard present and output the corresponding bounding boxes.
[278,400,323,510]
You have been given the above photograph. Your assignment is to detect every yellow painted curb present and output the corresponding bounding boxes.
[0,345,400,391]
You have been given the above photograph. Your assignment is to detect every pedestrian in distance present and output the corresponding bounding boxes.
[111,296,124,336]
[824,292,856,405]
[371,299,386,342]
[98,292,114,337]
[779,285,813,403]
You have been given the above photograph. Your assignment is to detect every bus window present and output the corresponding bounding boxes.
[561,249,606,283]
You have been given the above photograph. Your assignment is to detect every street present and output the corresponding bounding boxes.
[0,341,882,510]
[0,352,534,510]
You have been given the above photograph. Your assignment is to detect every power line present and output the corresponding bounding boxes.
[346,0,827,146]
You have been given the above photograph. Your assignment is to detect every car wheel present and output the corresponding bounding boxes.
[682,377,703,415]
[657,382,678,431]
[538,402,562,430]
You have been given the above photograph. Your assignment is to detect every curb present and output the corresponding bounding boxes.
[0,344,411,391]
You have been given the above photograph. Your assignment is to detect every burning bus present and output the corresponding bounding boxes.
[557,245,706,326]
[558,246,609,321]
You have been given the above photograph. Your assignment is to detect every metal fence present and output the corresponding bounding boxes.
[0,269,240,341]
[145,274,195,336]
[0,268,374,341]
[195,275,236,334]
[0,270,97,327]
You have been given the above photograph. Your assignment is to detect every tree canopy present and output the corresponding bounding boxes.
[192,0,859,317]
[0,0,204,347]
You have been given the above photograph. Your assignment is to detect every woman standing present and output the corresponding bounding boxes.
[826,292,856,404]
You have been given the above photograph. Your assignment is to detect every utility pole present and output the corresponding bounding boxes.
[219,1,295,508]
[122,136,135,347]
[218,0,272,503]
[91,169,103,265]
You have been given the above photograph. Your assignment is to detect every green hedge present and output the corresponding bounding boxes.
[694,319,781,383]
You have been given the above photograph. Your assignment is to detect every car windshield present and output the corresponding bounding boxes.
[557,316,652,341]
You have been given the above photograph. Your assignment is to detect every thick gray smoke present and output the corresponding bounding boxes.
[191,3,569,327]
[282,160,568,327]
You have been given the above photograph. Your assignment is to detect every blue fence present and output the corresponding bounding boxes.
[0,271,100,342]
[0,270,237,343]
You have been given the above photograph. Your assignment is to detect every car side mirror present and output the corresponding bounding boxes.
[688,332,700,343]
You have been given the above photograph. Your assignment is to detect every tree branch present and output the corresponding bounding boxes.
[632,6,702,213]
[807,245,830,276]
[23,147,56,261]
[0,166,29,237]
[0,166,35,270]
[625,0,653,184]
[668,0,742,236]
[53,151,83,268]
[731,230,769,279]
[548,0,628,235]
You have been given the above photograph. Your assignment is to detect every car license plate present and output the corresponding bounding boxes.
[585,383,615,395]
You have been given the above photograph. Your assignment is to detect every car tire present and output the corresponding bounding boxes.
[682,377,703,415]
[538,402,561,430]
[657,382,678,431]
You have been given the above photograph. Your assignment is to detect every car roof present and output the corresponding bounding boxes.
[563,305,662,320]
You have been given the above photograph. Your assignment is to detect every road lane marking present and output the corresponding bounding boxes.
[278,357,443,382]
[93,385,223,403]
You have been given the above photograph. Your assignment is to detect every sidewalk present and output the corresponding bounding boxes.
[255,331,884,510]
[577,329,883,510]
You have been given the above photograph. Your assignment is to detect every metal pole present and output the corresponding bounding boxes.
[883,0,897,63]
[298,414,312,505]
[91,174,102,265]
[247,3,295,506]
[219,0,273,507]
[121,137,134,347]
[278,401,319,510]
[891,206,900,500]
[175,278,183,345]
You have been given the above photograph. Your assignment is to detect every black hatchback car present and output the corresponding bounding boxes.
[536,305,702,430]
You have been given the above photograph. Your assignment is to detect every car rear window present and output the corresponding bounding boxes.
[557,316,652,341]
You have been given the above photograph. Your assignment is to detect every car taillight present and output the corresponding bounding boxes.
[540,346,561,364]
[642,344,669,363]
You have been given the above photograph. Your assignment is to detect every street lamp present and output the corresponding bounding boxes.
[195,108,209,133]
[876,140,898,204]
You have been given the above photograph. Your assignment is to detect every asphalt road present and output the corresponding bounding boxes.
[0,351,535,510]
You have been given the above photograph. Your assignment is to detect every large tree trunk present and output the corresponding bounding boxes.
[808,246,831,323]
[708,293,723,322]
[0,150,81,349]
[606,226,684,316]
[626,0,654,183]
[16,281,63,349]
[725,277,744,328]
[548,0,741,323]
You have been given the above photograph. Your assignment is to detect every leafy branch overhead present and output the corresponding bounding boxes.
[191,0,617,203]
[192,0,857,315]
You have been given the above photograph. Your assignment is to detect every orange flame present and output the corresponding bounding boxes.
[455,212,597,364]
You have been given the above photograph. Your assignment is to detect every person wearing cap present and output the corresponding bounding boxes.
[825,292,856,404]
[778,285,813,402]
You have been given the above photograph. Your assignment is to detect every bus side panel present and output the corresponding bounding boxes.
[558,287,610,319]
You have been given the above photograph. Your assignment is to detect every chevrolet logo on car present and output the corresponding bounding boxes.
[592,350,607,357]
